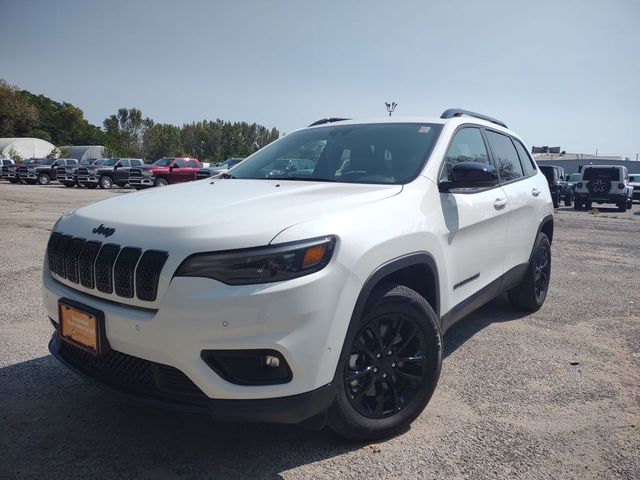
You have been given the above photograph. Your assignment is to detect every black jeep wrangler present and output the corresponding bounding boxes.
[539,165,573,208]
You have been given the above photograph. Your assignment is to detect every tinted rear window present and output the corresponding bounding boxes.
[583,168,620,181]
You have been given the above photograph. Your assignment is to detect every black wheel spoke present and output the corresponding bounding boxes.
[396,370,423,384]
[353,374,375,400]
[395,326,418,354]
[397,354,426,364]
[346,365,373,383]
[373,381,385,417]
[353,340,375,360]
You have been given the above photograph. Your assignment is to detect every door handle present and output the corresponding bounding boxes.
[532,187,541,197]
[493,198,508,210]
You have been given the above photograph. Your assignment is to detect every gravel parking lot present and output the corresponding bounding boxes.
[1,183,639,480]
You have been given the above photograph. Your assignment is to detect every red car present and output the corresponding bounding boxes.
[128,157,202,189]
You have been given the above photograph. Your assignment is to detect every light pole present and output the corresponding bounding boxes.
[385,102,397,117]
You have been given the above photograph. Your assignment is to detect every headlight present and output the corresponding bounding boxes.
[28,167,36,173]
[143,170,151,177]
[88,168,97,174]
[175,236,336,285]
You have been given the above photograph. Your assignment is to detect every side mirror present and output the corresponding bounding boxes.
[170,164,180,169]
[442,162,499,190]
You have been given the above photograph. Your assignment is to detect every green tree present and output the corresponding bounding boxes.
[0,79,39,136]
[104,108,153,158]
[143,123,184,160]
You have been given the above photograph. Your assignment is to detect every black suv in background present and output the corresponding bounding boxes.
[77,158,144,189]
[539,165,572,207]
[56,158,106,187]
[20,158,78,185]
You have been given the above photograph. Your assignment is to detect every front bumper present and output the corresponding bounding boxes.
[78,175,99,184]
[49,333,335,422]
[43,259,361,420]
[128,177,155,186]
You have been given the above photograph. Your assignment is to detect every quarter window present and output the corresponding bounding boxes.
[485,131,524,182]
[440,128,490,182]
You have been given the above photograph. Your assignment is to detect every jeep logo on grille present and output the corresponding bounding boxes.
[92,224,116,237]
[591,178,607,193]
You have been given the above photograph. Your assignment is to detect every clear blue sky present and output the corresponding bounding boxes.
[2,0,639,155]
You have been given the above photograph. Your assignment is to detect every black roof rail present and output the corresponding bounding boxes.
[308,117,350,127]
[440,109,507,128]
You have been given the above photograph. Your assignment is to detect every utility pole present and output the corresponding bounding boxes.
[385,102,397,117]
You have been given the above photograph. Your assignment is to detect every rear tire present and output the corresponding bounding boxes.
[328,283,442,441]
[573,202,582,211]
[63,182,75,188]
[552,194,559,209]
[508,232,551,312]
[618,201,627,213]
[564,194,572,207]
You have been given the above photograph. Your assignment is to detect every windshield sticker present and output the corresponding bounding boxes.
[418,126,431,133]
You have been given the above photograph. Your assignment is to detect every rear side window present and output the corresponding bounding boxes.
[440,128,490,182]
[119,159,131,167]
[174,159,186,167]
[186,160,198,167]
[485,130,524,182]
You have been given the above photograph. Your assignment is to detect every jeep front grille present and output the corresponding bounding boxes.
[47,232,168,302]
[77,167,88,176]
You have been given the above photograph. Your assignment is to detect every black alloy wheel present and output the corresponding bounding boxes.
[534,241,551,304]
[345,314,428,419]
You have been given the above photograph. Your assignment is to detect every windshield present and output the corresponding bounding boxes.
[101,158,118,166]
[629,174,639,182]
[569,173,581,182]
[152,158,173,167]
[230,123,443,184]
[40,159,56,165]
[80,159,94,165]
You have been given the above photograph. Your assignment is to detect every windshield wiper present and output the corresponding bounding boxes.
[220,172,236,179]
[267,176,337,182]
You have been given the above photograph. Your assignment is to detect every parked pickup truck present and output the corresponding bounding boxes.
[128,157,201,189]
[1,158,15,180]
[56,159,106,187]
[77,158,144,189]
[6,159,41,183]
[20,158,78,185]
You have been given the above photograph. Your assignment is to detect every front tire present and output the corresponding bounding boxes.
[99,175,113,189]
[38,173,51,185]
[328,283,442,441]
[154,177,168,187]
[508,232,551,311]
[618,201,627,213]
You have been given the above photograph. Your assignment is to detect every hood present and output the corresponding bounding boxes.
[56,179,402,252]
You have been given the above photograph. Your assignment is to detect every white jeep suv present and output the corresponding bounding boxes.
[43,109,554,441]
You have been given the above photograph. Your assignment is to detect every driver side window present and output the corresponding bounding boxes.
[440,128,490,182]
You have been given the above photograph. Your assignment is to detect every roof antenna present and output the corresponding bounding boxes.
[385,102,397,117]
